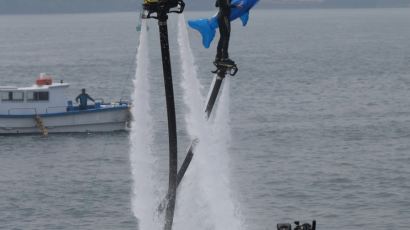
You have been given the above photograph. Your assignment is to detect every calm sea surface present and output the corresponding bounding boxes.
[1,9,410,230]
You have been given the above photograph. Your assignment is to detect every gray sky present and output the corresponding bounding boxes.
[0,0,409,14]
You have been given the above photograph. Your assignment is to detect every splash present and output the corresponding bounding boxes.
[129,20,161,230]
[175,14,244,230]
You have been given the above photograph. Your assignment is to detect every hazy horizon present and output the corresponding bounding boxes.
[0,0,409,14]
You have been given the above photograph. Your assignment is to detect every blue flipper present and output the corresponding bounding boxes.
[240,11,249,26]
[188,19,216,49]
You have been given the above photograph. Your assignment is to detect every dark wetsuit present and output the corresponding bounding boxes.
[76,93,95,110]
[215,0,232,60]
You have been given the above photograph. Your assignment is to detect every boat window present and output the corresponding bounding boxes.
[27,91,49,101]
[0,92,11,101]
[1,91,24,101]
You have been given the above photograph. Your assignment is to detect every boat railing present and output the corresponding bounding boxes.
[94,98,105,104]
[120,97,131,105]
[94,98,130,106]
[8,108,37,115]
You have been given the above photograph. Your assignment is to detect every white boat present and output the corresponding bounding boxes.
[0,74,131,135]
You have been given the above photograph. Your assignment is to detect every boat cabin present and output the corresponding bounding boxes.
[0,74,69,115]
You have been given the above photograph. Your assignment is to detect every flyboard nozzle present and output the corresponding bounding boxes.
[142,0,185,19]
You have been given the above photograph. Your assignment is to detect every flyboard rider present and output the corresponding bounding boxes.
[214,0,243,67]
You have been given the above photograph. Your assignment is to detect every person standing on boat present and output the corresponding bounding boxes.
[76,89,95,110]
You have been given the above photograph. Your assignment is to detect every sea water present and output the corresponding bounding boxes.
[0,9,410,230]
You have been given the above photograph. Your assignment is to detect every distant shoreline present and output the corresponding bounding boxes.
[0,6,409,16]
[1,0,409,15]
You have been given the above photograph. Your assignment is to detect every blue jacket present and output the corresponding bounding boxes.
[76,93,94,107]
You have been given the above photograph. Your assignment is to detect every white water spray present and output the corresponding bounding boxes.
[130,21,161,230]
[175,15,244,230]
